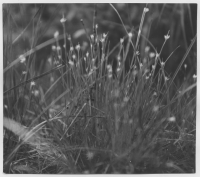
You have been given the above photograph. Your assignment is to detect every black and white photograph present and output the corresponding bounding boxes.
[2,2,197,174]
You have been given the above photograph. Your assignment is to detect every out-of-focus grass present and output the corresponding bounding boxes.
[3,4,196,174]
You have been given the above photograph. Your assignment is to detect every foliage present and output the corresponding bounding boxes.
[3,3,196,174]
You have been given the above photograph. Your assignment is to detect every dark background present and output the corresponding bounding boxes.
[3,4,197,84]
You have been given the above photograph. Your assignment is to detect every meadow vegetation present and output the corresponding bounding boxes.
[3,4,196,173]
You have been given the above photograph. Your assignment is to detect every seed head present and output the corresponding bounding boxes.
[60,15,67,23]
[156,53,159,58]
[123,97,129,102]
[75,43,80,51]
[117,67,121,72]
[52,45,56,51]
[144,7,149,13]
[184,64,187,69]
[120,38,124,44]
[57,46,61,51]
[161,61,165,67]
[30,81,36,87]
[54,31,59,39]
[69,60,74,66]
[128,32,133,38]
[70,46,74,51]
[193,74,197,79]
[153,91,157,97]
[153,105,159,112]
[86,52,89,58]
[50,76,54,82]
[33,90,40,97]
[165,76,169,81]
[90,34,94,40]
[167,116,176,122]
[145,46,150,53]
[164,34,170,40]
[19,55,26,63]
[86,151,94,160]
[103,33,107,38]
[149,52,155,58]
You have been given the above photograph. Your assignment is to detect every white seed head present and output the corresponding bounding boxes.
[50,76,54,82]
[48,58,52,64]
[57,46,61,51]
[69,60,74,66]
[184,64,187,69]
[153,105,159,112]
[149,52,155,58]
[145,46,150,53]
[120,38,124,44]
[100,38,105,43]
[19,55,26,63]
[133,70,138,76]
[103,33,107,38]
[117,67,121,72]
[68,35,71,41]
[123,97,129,102]
[136,51,140,55]
[128,32,133,38]
[167,116,176,122]
[117,56,121,61]
[52,45,56,51]
[165,76,169,81]
[144,7,149,13]
[95,24,98,29]
[54,31,59,39]
[60,16,67,23]
[164,34,170,40]
[161,61,165,67]
[70,46,74,51]
[107,64,112,70]
[86,52,89,57]
[90,34,94,39]
[152,64,156,70]
[72,54,76,59]
[75,44,80,51]
[34,90,40,97]
[153,91,157,96]
[86,151,94,160]
[193,74,197,79]
[108,73,112,79]
[30,81,35,87]
[22,71,27,75]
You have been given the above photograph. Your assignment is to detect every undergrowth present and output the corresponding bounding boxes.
[3,4,196,174]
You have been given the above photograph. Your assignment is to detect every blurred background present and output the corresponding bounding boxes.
[3,3,197,85]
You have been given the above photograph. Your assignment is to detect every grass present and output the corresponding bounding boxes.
[3,4,196,174]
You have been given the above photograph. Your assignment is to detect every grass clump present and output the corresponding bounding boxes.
[3,4,196,174]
